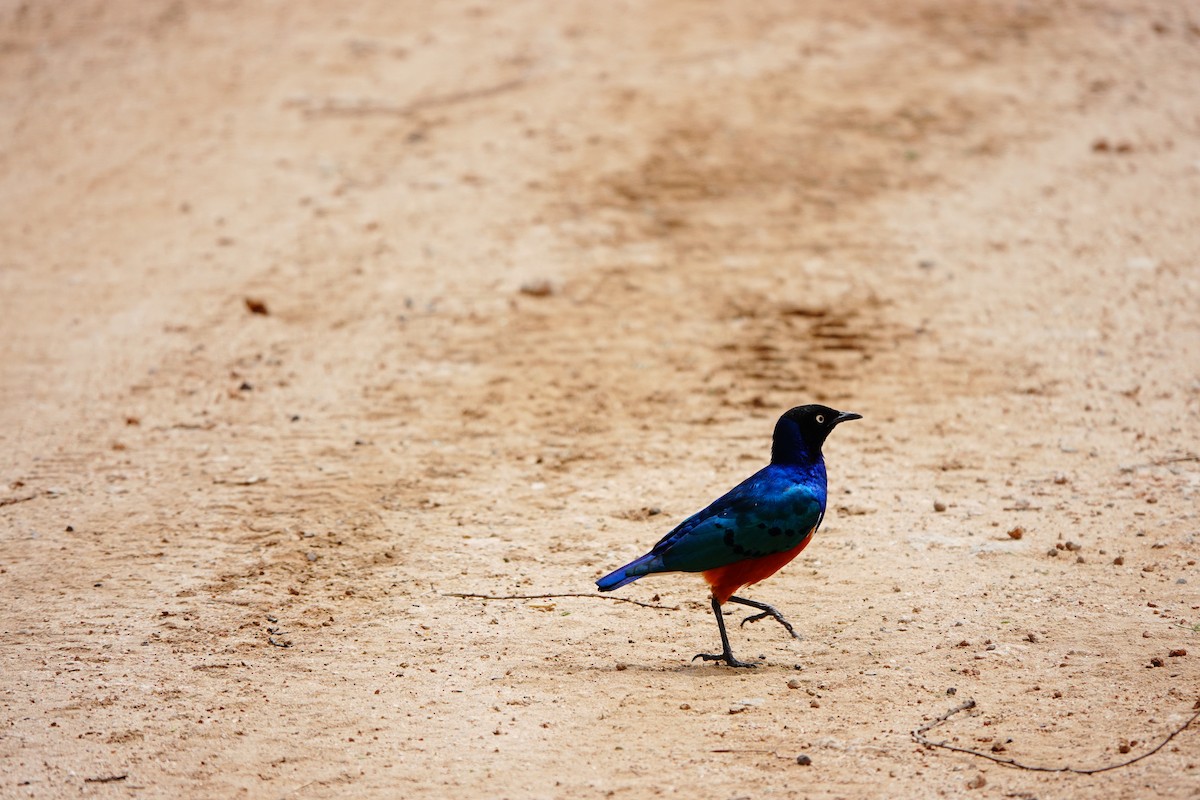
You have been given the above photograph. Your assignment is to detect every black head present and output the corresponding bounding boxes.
[771,404,862,465]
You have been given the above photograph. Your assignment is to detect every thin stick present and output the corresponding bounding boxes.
[0,492,40,507]
[445,592,679,611]
[1120,454,1200,472]
[290,78,526,119]
[913,698,1200,774]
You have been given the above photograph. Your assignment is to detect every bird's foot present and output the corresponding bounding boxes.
[692,651,759,668]
[734,604,801,642]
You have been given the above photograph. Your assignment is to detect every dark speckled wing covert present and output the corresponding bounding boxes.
[650,465,825,574]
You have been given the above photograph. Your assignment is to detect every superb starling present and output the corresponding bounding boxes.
[596,405,861,667]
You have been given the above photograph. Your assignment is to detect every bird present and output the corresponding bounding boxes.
[596,404,861,667]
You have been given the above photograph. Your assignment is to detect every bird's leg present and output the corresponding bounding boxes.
[692,596,758,668]
[728,595,801,640]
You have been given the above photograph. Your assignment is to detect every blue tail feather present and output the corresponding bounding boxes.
[596,552,661,592]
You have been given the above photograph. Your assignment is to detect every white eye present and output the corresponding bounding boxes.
[815,414,825,424]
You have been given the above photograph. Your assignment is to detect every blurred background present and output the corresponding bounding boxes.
[2,2,1198,797]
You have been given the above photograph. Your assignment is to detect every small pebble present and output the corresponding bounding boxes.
[1169,649,1187,657]
[306,552,318,562]
[1149,657,1164,667]
[1007,526,1023,540]
[1047,548,1059,557]
[519,279,555,297]
[947,687,957,696]
[244,297,269,315]
[679,703,690,710]
[796,754,812,766]
[933,500,947,512]
[1113,556,1125,565]
[787,678,802,689]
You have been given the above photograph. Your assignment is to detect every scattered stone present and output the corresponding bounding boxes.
[809,700,820,708]
[244,297,269,315]
[947,687,957,696]
[966,774,987,790]
[1007,526,1024,540]
[796,754,812,766]
[519,279,555,297]
[615,663,628,671]
[787,679,802,689]
[1143,564,1157,573]
[1113,556,1125,565]
[1047,548,1059,557]
[679,703,690,710]
[1149,657,1164,667]
[1064,541,1082,552]
[305,552,318,562]
[1169,649,1187,657]
[1025,632,1038,643]
[730,699,763,714]
[933,500,947,512]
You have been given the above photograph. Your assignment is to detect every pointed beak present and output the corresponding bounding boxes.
[834,411,863,425]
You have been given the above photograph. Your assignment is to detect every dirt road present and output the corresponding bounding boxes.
[2,1,1199,797]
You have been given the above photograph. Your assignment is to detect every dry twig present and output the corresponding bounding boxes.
[913,698,1200,774]
[288,78,526,119]
[0,492,41,507]
[445,592,679,611]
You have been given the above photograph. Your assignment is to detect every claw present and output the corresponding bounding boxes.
[692,652,759,668]
[729,596,801,640]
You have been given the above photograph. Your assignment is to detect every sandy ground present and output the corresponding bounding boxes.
[2,1,1200,798]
